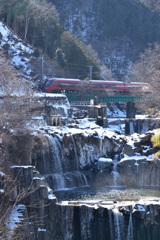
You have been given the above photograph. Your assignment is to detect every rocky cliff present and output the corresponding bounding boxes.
[1,122,160,239]
[51,0,160,79]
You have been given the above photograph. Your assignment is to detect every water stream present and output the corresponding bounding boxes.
[127,211,133,240]
[111,154,120,186]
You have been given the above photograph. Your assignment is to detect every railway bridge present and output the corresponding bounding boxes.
[67,93,148,125]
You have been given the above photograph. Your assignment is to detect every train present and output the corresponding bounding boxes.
[43,78,152,95]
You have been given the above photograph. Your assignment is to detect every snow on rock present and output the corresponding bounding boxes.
[39,124,120,142]
[73,118,99,129]
[37,228,46,232]
[33,92,70,118]
[34,93,67,98]
[6,204,26,239]
[120,156,147,163]
[10,165,35,169]
[107,103,126,117]
[0,21,33,77]
[98,157,113,163]
[0,171,5,176]
[135,204,146,212]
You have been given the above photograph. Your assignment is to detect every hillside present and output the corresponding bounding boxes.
[51,0,160,80]
[0,0,100,80]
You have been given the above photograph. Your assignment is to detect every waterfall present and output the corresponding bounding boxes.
[108,209,114,240]
[126,211,133,240]
[42,145,48,174]
[42,134,89,190]
[71,135,79,170]
[151,165,159,187]
[111,162,119,186]
[113,208,124,240]
[111,155,120,186]
[100,138,103,154]
[46,173,65,190]
[46,135,63,173]
[135,161,139,172]
[44,171,88,190]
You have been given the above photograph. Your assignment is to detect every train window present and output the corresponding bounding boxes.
[58,82,79,88]
[91,84,117,88]
[127,85,140,88]
[44,80,55,87]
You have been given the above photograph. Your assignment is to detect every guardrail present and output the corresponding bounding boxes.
[71,101,107,106]
[67,94,144,103]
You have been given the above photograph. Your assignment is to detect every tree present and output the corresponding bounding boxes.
[151,130,160,158]
[127,43,160,109]
[0,132,43,239]
[55,48,66,67]
[60,31,100,79]
[32,0,59,55]
[0,51,44,129]
[139,0,160,10]
[0,0,20,25]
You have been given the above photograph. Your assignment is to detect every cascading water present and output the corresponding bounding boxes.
[111,155,120,186]
[71,135,79,170]
[126,211,133,240]
[112,207,125,240]
[46,135,63,173]
[43,134,89,190]
[108,209,114,240]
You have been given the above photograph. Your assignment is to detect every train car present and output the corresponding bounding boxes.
[124,82,152,94]
[89,80,125,93]
[43,78,82,93]
[43,78,152,94]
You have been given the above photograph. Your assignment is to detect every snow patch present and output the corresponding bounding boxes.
[38,228,46,232]
[0,171,5,176]
[136,204,145,212]
[98,157,113,163]
[11,165,35,169]
[0,21,33,78]
[6,205,25,239]
[120,156,147,162]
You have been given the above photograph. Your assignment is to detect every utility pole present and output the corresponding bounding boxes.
[89,66,93,80]
[42,55,44,82]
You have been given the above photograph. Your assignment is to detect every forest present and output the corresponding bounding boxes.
[0,0,100,79]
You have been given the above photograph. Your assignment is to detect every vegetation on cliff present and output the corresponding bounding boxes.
[0,0,100,79]
[151,130,160,158]
[127,43,160,110]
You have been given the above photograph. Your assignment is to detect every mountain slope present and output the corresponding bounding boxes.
[51,0,160,79]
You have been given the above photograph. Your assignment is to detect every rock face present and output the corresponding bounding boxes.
[51,0,160,79]
[118,157,160,187]
[1,125,160,239]
[125,118,160,135]
[48,201,160,240]
[32,127,124,190]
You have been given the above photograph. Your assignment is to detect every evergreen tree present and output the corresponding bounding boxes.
[151,131,160,158]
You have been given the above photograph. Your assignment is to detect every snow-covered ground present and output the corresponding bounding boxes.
[107,103,126,117]
[0,22,33,78]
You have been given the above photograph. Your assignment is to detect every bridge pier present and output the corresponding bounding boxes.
[126,102,136,118]
[71,101,108,127]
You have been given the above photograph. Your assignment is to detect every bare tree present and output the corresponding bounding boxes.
[0,51,45,129]
[127,43,160,111]
[0,0,20,25]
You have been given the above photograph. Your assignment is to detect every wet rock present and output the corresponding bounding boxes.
[118,157,160,187]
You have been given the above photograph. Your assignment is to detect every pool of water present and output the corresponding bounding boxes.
[54,185,160,202]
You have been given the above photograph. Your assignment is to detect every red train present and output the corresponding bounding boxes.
[43,78,152,94]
